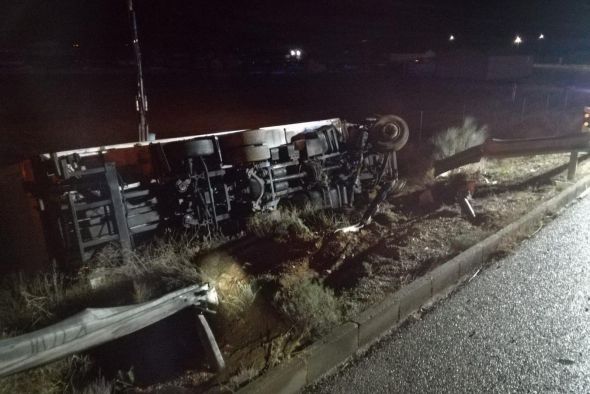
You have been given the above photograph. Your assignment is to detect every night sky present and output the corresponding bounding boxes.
[0,0,588,53]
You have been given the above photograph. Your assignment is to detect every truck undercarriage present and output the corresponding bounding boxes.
[24,116,410,263]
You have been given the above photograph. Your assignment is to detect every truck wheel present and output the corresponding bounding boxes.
[371,115,409,152]
[265,129,287,148]
[307,190,324,208]
[230,145,271,163]
[305,138,327,157]
[222,129,268,148]
[183,139,215,157]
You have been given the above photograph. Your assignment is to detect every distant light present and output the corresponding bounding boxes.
[538,33,545,40]
[514,35,523,46]
[449,34,455,42]
[288,48,303,60]
[72,42,80,48]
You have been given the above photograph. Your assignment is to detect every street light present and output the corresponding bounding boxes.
[514,35,523,46]
[449,34,455,42]
[538,33,545,40]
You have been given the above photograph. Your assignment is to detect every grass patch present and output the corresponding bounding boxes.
[247,207,314,243]
[297,205,352,232]
[0,355,98,394]
[0,269,67,333]
[247,205,351,243]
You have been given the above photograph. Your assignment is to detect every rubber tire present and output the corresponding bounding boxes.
[229,145,271,163]
[305,138,327,157]
[265,129,287,148]
[371,115,409,152]
[183,139,215,157]
[222,129,268,148]
[307,190,324,208]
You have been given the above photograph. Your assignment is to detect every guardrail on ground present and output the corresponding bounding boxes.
[0,283,223,377]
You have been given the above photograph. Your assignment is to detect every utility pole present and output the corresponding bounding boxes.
[128,0,149,142]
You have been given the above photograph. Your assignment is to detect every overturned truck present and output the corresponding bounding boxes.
[22,116,409,264]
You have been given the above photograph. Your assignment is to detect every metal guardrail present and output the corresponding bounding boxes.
[434,132,590,176]
[0,283,223,377]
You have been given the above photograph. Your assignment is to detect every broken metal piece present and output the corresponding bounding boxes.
[336,162,406,233]
[361,178,399,226]
[459,196,477,221]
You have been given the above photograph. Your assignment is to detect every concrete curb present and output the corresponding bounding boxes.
[238,173,590,394]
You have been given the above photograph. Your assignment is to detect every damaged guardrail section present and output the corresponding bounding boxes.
[0,283,223,377]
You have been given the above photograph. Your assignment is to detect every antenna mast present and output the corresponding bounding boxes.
[128,0,149,142]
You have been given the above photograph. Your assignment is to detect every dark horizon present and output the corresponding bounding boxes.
[1,0,588,55]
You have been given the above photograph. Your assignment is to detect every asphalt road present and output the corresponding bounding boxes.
[307,194,590,393]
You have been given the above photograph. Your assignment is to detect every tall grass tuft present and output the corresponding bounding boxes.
[431,116,489,161]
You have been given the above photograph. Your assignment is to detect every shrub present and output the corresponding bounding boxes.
[274,272,341,337]
[431,117,489,175]
[432,117,489,160]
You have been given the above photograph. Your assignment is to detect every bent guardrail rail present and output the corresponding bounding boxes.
[0,283,223,377]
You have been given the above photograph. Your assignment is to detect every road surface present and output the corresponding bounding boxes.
[307,194,590,393]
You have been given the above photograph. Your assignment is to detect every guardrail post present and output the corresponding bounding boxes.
[196,313,225,372]
[419,110,424,142]
[567,151,578,181]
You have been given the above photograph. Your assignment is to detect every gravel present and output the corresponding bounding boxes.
[307,194,590,393]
